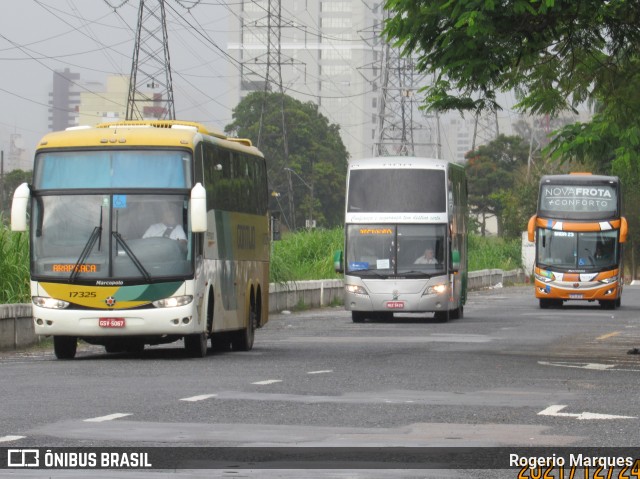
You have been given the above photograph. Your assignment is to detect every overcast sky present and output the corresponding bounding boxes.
[0,0,232,160]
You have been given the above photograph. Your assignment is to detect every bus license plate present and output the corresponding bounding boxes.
[569,294,583,299]
[99,318,125,328]
[386,301,405,309]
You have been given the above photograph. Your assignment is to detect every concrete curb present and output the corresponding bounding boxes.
[0,268,526,351]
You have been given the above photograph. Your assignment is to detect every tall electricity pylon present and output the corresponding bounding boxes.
[125,0,176,120]
[373,10,440,158]
[472,109,499,151]
[238,0,302,229]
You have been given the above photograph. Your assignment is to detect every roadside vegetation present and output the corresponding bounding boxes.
[0,224,30,304]
[0,224,522,303]
[270,227,522,283]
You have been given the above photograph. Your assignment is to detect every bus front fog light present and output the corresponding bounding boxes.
[35,318,44,325]
[182,317,191,324]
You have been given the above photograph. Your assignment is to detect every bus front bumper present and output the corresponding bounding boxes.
[344,288,452,313]
[32,303,203,337]
[533,279,620,301]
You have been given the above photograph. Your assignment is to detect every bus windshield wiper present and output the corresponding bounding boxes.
[355,269,387,278]
[69,226,102,283]
[399,270,432,277]
[112,232,151,283]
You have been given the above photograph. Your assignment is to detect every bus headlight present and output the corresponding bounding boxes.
[535,273,554,283]
[152,295,193,308]
[345,284,368,296]
[425,284,447,295]
[599,276,618,284]
[32,296,69,309]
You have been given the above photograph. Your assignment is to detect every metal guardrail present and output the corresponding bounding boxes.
[0,269,526,351]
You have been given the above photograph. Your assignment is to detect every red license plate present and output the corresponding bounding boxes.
[385,301,405,309]
[99,318,126,328]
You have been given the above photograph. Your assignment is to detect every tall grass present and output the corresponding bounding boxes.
[270,228,344,283]
[270,228,523,283]
[0,222,30,304]
[468,234,522,271]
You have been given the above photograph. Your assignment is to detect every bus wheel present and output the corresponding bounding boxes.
[351,311,366,323]
[450,305,464,320]
[599,300,616,310]
[539,299,552,309]
[232,307,256,351]
[184,333,208,358]
[434,311,449,322]
[616,297,622,308]
[54,336,78,359]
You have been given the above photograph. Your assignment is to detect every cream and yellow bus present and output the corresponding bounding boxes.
[528,173,627,309]
[12,120,270,359]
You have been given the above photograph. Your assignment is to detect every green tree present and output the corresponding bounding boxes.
[225,92,349,230]
[466,135,530,236]
[1,169,32,223]
[383,0,640,273]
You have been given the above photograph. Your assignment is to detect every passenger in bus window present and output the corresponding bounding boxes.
[414,247,437,264]
[143,209,187,242]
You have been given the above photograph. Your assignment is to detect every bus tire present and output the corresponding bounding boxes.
[351,311,366,323]
[451,305,463,319]
[599,300,616,310]
[539,299,552,309]
[434,311,449,322]
[184,333,208,358]
[232,306,256,352]
[54,336,78,360]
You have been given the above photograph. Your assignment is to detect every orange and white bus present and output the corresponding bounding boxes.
[12,120,270,359]
[527,173,627,309]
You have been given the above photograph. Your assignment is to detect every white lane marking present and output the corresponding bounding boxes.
[84,413,132,423]
[307,370,333,375]
[538,404,636,420]
[252,379,282,385]
[180,394,218,402]
[0,435,25,443]
[539,361,616,370]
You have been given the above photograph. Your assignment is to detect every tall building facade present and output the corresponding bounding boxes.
[228,0,385,161]
[78,75,129,126]
[48,68,81,131]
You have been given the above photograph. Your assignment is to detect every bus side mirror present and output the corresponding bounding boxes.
[11,182,30,232]
[620,217,628,243]
[527,215,537,243]
[451,249,460,272]
[334,250,343,274]
[190,183,207,233]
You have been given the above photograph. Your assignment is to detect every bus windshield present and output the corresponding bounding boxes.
[32,193,192,281]
[537,229,619,270]
[347,169,446,213]
[34,150,191,189]
[346,224,446,276]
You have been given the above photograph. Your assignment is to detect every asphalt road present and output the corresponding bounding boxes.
[2,283,640,478]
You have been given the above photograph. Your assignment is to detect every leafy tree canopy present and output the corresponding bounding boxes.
[383,0,640,118]
[225,92,349,229]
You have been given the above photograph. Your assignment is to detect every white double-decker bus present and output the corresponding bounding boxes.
[335,157,468,322]
[12,120,270,359]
